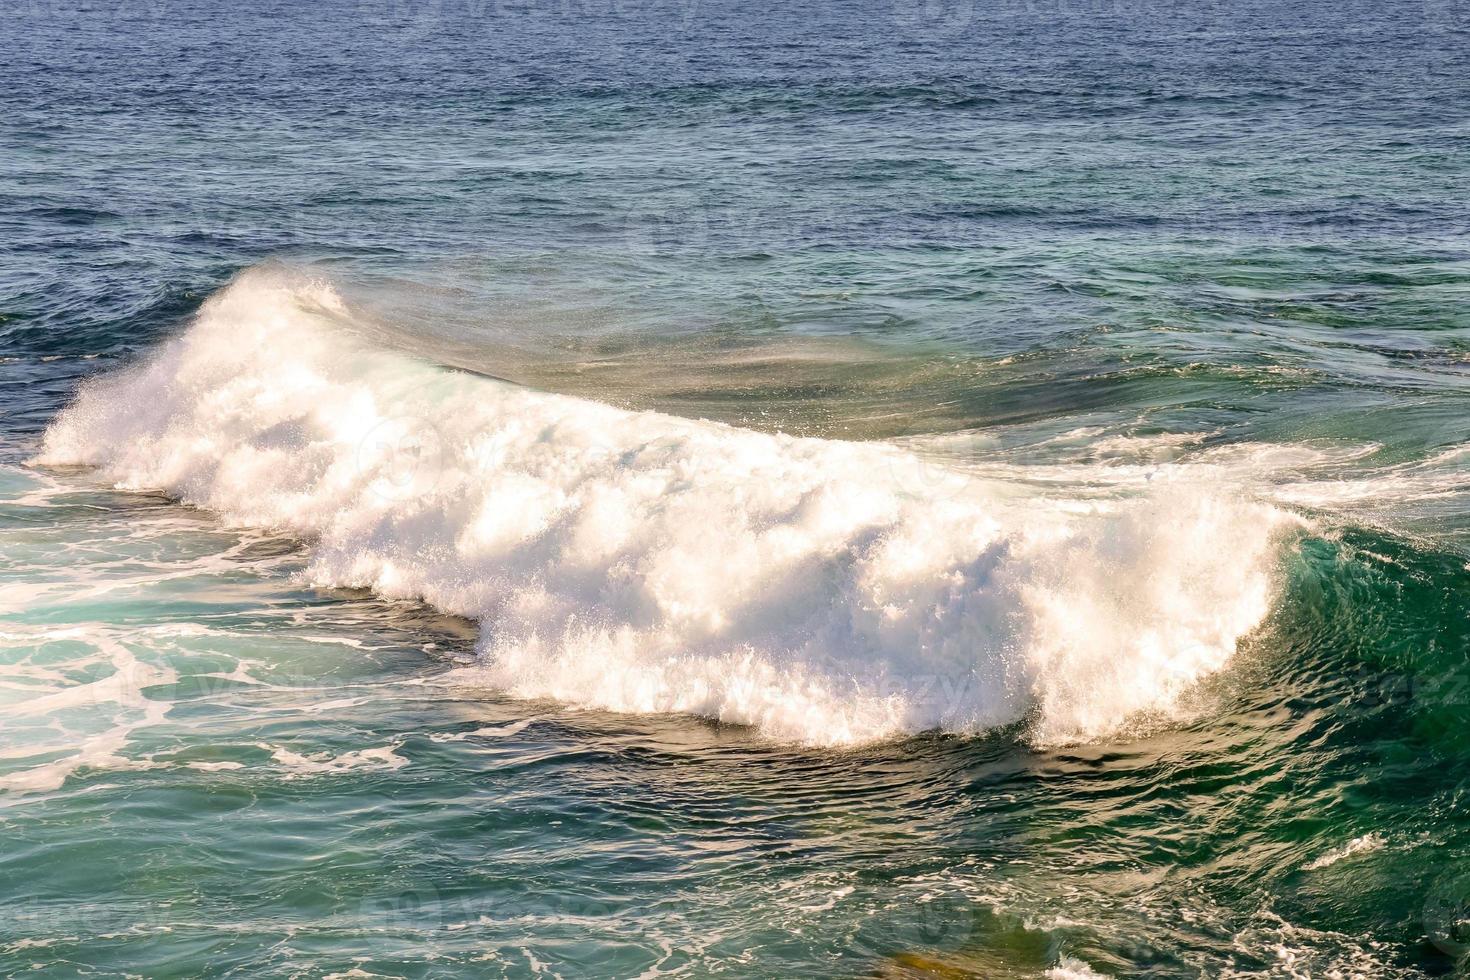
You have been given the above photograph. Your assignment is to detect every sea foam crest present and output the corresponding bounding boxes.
[40,268,1294,745]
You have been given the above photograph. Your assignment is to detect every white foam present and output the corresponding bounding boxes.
[1047,957,1113,980]
[1303,832,1387,871]
[259,741,409,777]
[0,627,180,794]
[37,268,1298,746]
[428,717,536,742]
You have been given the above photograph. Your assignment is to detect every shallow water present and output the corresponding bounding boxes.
[5,0,1470,975]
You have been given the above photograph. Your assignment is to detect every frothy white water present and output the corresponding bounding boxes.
[39,269,1296,746]
[1303,832,1389,871]
[0,627,176,794]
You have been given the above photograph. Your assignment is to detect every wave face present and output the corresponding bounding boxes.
[40,269,1294,745]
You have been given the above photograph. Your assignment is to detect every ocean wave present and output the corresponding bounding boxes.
[38,267,1297,746]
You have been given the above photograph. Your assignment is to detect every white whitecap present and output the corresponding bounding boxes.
[37,267,1299,747]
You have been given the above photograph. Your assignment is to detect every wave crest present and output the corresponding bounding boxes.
[39,268,1294,745]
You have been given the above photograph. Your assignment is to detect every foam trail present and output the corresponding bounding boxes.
[39,268,1295,746]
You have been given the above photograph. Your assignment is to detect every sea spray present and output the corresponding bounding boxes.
[39,268,1296,745]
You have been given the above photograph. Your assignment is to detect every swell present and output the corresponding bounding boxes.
[37,267,1298,746]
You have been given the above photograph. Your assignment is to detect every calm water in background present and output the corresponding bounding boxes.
[4,0,1470,975]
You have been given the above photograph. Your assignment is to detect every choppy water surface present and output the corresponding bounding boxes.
[4,0,1470,975]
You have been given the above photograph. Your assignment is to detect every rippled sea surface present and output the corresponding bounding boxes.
[5,0,1470,976]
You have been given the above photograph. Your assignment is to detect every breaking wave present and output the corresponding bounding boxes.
[38,267,1297,745]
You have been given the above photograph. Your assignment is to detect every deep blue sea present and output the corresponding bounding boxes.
[4,0,1470,976]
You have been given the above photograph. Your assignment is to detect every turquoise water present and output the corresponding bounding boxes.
[5,0,1470,976]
